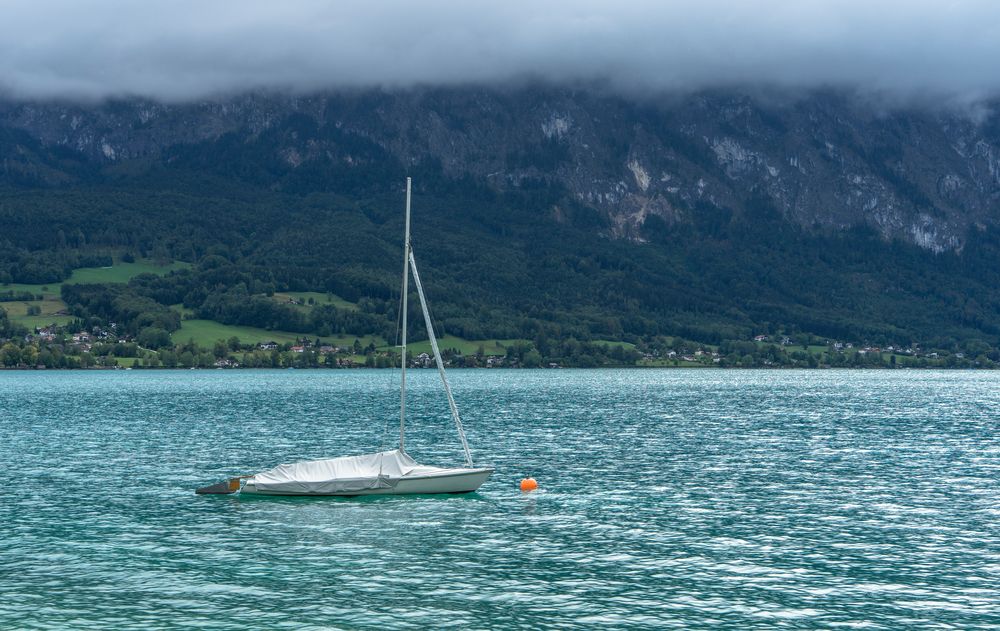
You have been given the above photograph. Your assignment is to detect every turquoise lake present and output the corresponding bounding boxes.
[1,369,998,629]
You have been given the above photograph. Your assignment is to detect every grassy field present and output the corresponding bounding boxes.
[172,319,384,349]
[592,340,637,350]
[173,320,306,347]
[323,334,386,349]
[2,259,189,296]
[8,314,76,329]
[65,260,190,284]
[752,340,837,355]
[1,283,60,298]
[272,291,357,311]
[2,259,191,329]
[803,345,829,355]
[384,337,529,357]
[0,296,74,329]
[2,261,601,361]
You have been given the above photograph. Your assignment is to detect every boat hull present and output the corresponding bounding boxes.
[240,467,494,496]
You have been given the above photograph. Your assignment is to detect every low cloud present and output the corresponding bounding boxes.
[2,0,999,102]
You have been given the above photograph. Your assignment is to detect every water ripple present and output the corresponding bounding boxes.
[1,369,999,629]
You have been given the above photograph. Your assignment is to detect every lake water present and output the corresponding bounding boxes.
[1,369,998,629]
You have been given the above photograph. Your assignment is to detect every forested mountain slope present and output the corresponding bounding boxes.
[2,87,1000,354]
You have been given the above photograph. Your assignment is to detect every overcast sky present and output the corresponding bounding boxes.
[2,0,998,102]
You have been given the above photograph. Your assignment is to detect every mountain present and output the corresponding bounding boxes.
[5,87,1000,249]
[2,86,1000,356]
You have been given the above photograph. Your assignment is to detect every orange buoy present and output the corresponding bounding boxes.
[520,477,538,492]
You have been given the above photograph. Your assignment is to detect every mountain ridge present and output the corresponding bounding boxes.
[3,87,1000,251]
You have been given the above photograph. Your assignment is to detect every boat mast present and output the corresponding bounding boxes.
[399,177,412,452]
[408,250,474,468]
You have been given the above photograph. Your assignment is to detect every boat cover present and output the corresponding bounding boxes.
[250,449,425,494]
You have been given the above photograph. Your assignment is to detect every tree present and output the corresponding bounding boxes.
[523,350,542,368]
[160,350,178,368]
[1,343,20,367]
[21,345,38,366]
[137,327,172,349]
[38,349,54,368]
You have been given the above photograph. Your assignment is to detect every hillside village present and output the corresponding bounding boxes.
[1,255,997,371]
[1,311,992,370]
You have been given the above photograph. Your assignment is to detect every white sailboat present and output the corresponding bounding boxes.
[198,178,494,496]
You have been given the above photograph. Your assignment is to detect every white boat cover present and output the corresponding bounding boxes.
[250,449,432,494]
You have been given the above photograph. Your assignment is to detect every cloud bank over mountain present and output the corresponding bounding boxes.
[2,0,997,102]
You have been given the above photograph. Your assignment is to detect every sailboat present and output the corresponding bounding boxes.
[197,178,494,496]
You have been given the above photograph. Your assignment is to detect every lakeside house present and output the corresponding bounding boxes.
[35,327,57,342]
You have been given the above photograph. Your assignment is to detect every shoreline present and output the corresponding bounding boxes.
[0,365,993,371]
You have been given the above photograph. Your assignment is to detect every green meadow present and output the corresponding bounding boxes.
[172,319,385,349]
[1,260,191,329]
[3,260,636,366]
[388,336,528,357]
[66,260,190,284]
[272,291,358,311]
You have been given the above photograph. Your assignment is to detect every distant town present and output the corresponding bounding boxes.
[1,321,992,370]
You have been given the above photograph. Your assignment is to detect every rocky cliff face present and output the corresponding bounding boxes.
[2,87,999,251]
